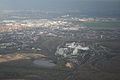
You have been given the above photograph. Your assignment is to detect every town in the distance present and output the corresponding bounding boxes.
[0,10,120,80]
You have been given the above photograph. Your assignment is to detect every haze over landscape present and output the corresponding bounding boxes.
[0,0,120,18]
[0,0,120,80]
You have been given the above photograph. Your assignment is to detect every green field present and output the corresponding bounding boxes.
[82,21,120,29]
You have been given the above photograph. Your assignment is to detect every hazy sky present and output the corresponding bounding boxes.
[0,0,120,10]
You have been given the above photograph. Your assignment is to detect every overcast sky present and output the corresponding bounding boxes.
[0,0,120,10]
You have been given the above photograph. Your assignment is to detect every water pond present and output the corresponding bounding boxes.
[33,60,56,68]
